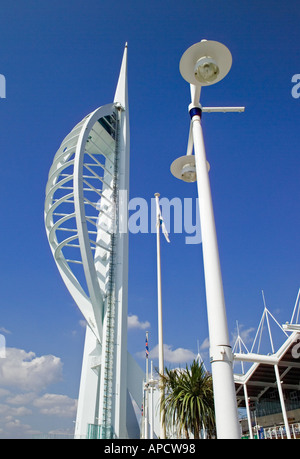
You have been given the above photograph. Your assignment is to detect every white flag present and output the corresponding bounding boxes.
[161,217,170,243]
[156,200,170,243]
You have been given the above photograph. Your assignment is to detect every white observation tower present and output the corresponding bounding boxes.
[44,45,144,439]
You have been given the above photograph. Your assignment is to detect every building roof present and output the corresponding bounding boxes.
[234,330,300,407]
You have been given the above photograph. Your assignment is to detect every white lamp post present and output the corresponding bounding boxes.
[171,40,244,439]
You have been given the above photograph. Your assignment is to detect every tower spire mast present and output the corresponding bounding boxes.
[114,42,128,107]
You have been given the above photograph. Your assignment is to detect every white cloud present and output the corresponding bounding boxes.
[33,393,77,418]
[0,388,10,398]
[0,404,32,417]
[231,325,255,348]
[6,392,36,406]
[200,337,210,350]
[0,348,63,392]
[162,344,196,363]
[0,347,77,438]
[137,343,196,364]
[128,314,150,330]
[1,416,40,438]
[0,327,11,335]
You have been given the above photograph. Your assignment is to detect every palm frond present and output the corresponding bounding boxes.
[159,360,216,438]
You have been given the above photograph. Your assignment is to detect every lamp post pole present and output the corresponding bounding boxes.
[170,40,244,438]
[189,85,240,439]
[189,91,240,439]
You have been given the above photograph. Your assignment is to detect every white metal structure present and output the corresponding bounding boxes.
[233,289,300,440]
[171,40,244,438]
[45,45,144,439]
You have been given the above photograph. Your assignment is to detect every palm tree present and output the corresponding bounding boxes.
[159,359,215,439]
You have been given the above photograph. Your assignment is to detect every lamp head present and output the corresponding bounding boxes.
[170,155,210,183]
[194,56,220,84]
[171,155,197,182]
[180,40,232,86]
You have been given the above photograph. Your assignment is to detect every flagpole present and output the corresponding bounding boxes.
[144,331,149,439]
[154,193,166,439]
[150,360,154,439]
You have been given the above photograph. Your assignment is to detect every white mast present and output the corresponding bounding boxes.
[154,193,168,439]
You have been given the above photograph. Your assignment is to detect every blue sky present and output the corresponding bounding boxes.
[0,0,299,438]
